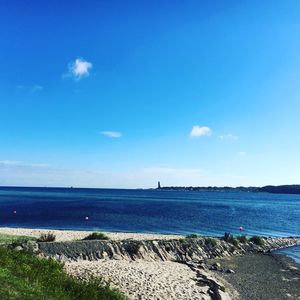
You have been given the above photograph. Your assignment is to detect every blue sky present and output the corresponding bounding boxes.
[1,0,300,188]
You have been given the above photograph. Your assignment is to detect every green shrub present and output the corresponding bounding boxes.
[204,238,217,247]
[83,232,109,241]
[0,246,126,299]
[237,235,248,243]
[223,232,239,247]
[223,232,231,242]
[185,234,198,239]
[37,233,56,242]
[250,235,264,246]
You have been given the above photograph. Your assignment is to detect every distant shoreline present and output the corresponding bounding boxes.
[157,184,300,195]
[1,184,300,194]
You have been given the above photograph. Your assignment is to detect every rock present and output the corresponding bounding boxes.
[197,262,206,270]
[37,236,300,264]
[22,241,39,253]
[13,246,23,251]
[210,262,221,270]
[226,269,235,274]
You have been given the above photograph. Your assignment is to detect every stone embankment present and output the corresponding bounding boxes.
[35,236,300,263]
[24,236,299,300]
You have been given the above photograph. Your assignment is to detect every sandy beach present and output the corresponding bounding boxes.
[0,227,184,242]
[1,227,299,300]
[0,227,235,299]
[65,260,224,300]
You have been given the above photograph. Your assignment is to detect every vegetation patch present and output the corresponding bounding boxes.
[82,232,109,241]
[185,234,198,239]
[0,246,127,300]
[204,238,217,247]
[237,235,248,243]
[38,233,56,242]
[250,235,264,246]
[0,234,36,246]
[223,232,239,247]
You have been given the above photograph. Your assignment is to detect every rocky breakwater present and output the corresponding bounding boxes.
[32,236,300,300]
[36,236,300,263]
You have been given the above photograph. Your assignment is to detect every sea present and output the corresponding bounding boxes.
[0,186,299,263]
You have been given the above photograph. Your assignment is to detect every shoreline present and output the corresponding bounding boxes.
[1,226,300,264]
[209,253,300,300]
[1,227,299,299]
[0,226,185,241]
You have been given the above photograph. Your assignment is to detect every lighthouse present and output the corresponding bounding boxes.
[157,181,161,189]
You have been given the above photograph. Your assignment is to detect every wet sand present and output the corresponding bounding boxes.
[208,253,300,300]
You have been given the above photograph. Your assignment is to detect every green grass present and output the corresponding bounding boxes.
[250,235,265,246]
[82,232,109,241]
[185,234,198,239]
[204,238,217,247]
[237,235,248,243]
[223,232,239,247]
[0,234,36,245]
[0,246,127,300]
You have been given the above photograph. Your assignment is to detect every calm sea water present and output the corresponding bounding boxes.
[277,245,300,263]
[0,187,299,261]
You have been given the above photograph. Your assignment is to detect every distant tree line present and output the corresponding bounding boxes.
[157,184,300,195]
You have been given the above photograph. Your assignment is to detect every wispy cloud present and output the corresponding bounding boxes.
[68,58,92,80]
[32,85,43,92]
[0,160,22,165]
[16,85,43,92]
[142,166,203,177]
[0,160,48,168]
[219,134,238,141]
[101,131,122,138]
[238,151,247,157]
[190,126,212,138]
[0,162,255,188]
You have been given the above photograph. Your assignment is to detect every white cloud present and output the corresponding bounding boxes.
[190,126,212,138]
[101,131,122,138]
[219,134,238,140]
[68,58,92,80]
